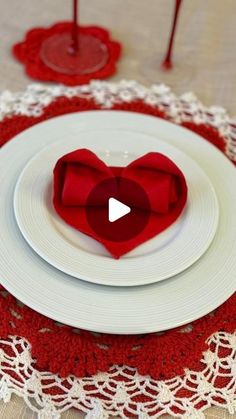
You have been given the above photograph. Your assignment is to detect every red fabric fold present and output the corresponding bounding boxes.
[53,149,188,258]
[55,149,114,206]
[121,152,184,213]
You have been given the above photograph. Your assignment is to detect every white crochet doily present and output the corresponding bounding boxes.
[0,80,236,162]
[1,332,236,419]
[0,81,236,419]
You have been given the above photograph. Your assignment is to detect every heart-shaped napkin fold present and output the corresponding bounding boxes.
[53,148,188,258]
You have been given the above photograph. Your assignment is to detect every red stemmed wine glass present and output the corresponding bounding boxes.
[40,0,109,75]
[162,0,183,70]
[140,0,188,84]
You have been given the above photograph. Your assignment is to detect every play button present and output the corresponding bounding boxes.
[108,198,131,222]
[86,176,150,242]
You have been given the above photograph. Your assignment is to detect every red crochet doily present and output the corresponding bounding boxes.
[0,96,235,382]
[13,23,121,85]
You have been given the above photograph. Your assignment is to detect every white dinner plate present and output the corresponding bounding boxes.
[0,111,236,334]
[13,130,218,286]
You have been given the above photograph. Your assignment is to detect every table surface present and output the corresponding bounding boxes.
[0,0,235,418]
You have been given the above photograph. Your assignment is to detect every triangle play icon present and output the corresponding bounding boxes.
[108,197,131,223]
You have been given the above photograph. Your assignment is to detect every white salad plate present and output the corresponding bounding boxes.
[0,111,236,334]
[13,130,218,286]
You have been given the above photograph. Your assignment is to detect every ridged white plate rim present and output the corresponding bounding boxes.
[13,130,219,286]
[0,111,236,334]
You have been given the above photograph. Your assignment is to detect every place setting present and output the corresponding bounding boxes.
[0,1,236,419]
[1,105,236,335]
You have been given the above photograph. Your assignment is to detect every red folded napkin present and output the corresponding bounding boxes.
[53,149,188,258]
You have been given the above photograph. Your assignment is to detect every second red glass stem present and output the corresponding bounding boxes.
[162,0,183,70]
[71,0,79,54]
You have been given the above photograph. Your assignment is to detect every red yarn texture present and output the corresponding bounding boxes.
[12,22,121,85]
[0,97,235,381]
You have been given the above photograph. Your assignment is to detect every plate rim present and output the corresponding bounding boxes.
[13,129,219,287]
[0,110,236,334]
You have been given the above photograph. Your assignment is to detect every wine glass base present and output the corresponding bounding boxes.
[140,56,194,87]
[40,32,109,75]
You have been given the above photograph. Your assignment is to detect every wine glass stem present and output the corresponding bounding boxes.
[162,0,183,69]
[71,0,79,54]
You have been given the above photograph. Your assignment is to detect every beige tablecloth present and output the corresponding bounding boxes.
[0,0,236,417]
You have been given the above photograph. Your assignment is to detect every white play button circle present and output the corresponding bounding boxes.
[108,197,131,223]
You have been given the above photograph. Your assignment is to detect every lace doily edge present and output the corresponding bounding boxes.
[0,80,236,163]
